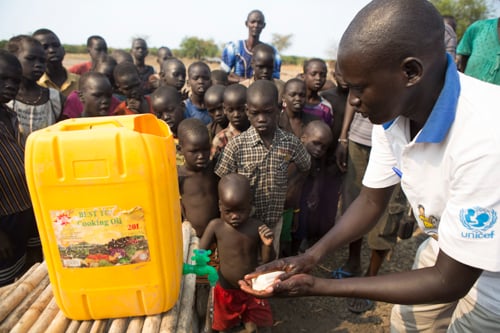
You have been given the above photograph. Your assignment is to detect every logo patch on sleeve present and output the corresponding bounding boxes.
[460,207,497,239]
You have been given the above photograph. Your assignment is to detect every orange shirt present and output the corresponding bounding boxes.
[112,96,154,115]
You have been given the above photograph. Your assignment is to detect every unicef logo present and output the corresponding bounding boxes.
[460,207,497,233]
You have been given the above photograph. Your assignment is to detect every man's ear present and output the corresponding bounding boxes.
[401,57,423,87]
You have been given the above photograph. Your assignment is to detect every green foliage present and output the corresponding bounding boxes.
[281,55,307,66]
[0,40,7,49]
[271,33,293,53]
[177,36,219,59]
[430,0,491,39]
[62,44,87,53]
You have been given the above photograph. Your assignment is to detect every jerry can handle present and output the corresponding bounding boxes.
[56,118,125,131]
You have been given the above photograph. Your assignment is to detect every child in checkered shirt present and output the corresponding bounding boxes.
[215,80,310,254]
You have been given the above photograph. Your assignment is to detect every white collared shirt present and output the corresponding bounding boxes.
[363,56,500,312]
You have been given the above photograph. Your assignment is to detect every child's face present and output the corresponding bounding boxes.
[181,134,210,171]
[153,98,184,134]
[252,52,274,81]
[188,65,211,97]
[161,62,186,91]
[88,39,107,62]
[304,61,327,92]
[206,96,226,125]
[115,72,143,99]
[17,41,46,81]
[0,60,22,104]
[34,33,65,65]
[80,77,113,117]
[131,40,148,61]
[219,195,251,228]
[283,81,306,113]
[224,95,248,130]
[302,129,332,159]
[246,96,278,136]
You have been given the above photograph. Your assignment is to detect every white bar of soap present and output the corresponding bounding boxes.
[251,271,285,291]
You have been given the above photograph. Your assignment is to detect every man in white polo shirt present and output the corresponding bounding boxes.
[239,0,500,332]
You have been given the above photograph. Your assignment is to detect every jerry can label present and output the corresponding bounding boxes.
[51,206,151,268]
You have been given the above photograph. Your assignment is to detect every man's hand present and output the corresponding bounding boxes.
[239,273,316,298]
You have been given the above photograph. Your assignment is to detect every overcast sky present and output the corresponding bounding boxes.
[1,0,499,59]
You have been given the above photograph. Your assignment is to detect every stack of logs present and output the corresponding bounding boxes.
[0,222,198,333]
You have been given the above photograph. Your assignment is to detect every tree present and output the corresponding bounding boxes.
[178,37,219,59]
[430,0,491,39]
[271,33,293,53]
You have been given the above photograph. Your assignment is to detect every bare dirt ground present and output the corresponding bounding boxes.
[64,53,426,333]
[268,232,427,333]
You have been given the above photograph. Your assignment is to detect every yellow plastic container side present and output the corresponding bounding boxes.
[24,114,183,320]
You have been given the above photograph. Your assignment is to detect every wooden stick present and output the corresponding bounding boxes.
[125,317,144,333]
[64,320,81,333]
[0,262,47,322]
[141,314,161,332]
[160,223,194,333]
[0,275,50,332]
[177,228,198,333]
[0,262,40,298]
[75,320,93,333]
[182,221,192,262]
[89,319,108,333]
[9,283,53,333]
[107,318,129,333]
[159,294,181,332]
[44,311,71,333]
[26,297,60,333]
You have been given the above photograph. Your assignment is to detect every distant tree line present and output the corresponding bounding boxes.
[0,35,307,66]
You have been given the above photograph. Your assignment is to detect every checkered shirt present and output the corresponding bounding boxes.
[215,126,310,228]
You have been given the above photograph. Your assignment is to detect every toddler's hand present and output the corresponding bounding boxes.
[127,98,141,112]
[258,224,274,246]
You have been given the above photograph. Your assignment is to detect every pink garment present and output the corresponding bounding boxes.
[62,90,121,118]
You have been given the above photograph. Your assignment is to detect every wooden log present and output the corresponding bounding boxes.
[107,318,129,333]
[9,283,53,333]
[0,275,50,333]
[0,262,47,322]
[177,228,198,333]
[0,262,40,298]
[75,320,93,333]
[89,319,108,333]
[159,295,181,332]
[44,311,71,333]
[141,314,161,333]
[125,317,144,333]
[64,320,82,333]
[27,297,60,333]
[182,222,192,262]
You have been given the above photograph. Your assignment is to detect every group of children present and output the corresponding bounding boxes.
[0,28,353,332]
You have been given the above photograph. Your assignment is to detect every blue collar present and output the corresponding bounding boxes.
[383,54,461,143]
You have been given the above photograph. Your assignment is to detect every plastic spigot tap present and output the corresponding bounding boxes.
[182,249,219,286]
